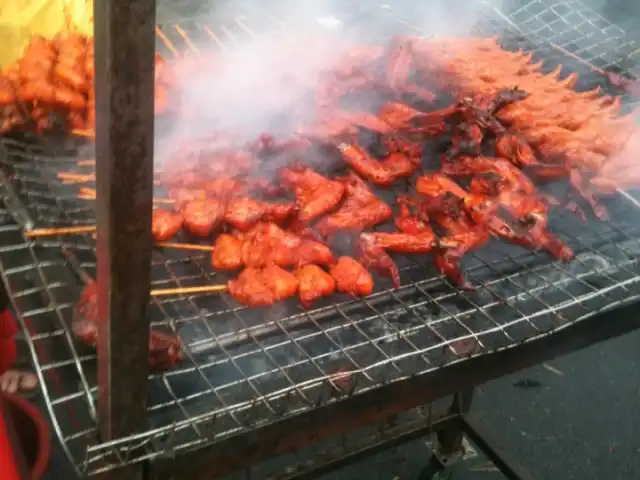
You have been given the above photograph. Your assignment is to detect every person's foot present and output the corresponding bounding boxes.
[0,370,38,395]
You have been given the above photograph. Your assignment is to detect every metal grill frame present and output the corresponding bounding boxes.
[2,0,640,478]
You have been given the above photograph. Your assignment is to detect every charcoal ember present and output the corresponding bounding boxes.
[73,282,183,371]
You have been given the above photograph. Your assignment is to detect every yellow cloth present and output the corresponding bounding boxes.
[0,0,93,67]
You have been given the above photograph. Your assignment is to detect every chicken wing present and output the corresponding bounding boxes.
[337,143,420,185]
[280,164,345,221]
[315,173,393,237]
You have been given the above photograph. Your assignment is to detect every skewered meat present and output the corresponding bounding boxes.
[240,223,334,269]
[280,164,345,221]
[228,265,299,307]
[337,143,420,185]
[181,199,226,237]
[224,197,297,232]
[329,256,374,297]
[315,173,393,237]
[73,282,182,370]
[152,209,184,242]
[296,265,336,308]
[211,233,244,271]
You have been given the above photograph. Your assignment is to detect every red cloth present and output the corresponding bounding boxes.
[0,310,18,376]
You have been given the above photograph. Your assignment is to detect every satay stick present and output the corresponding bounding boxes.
[150,284,228,296]
[174,25,200,55]
[58,172,161,185]
[156,242,214,251]
[220,25,237,43]
[203,26,229,51]
[78,193,174,205]
[234,17,259,38]
[155,25,180,57]
[26,225,97,237]
[71,129,95,139]
[28,226,213,252]
[77,159,95,167]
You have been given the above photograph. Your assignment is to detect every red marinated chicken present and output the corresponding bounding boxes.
[240,223,334,269]
[73,282,182,370]
[211,233,244,271]
[228,265,299,307]
[224,197,297,232]
[280,164,345,221]
[315,173,393,237]
[337,143,420,185]
[181,199,226,237]
[151,209,184,242]
[296,264,336,308]
[329,256,374,297]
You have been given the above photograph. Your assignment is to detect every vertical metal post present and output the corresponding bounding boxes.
[93,0,156,456]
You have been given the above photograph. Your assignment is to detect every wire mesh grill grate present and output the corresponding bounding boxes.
[1,1,640,476]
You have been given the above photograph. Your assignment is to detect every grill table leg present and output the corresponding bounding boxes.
[460,415,536,480]
[436,389,474,457]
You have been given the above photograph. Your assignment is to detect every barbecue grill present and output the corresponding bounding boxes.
[1,0,640,478]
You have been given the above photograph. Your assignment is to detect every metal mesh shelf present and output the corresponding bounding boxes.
[1,0,640,476]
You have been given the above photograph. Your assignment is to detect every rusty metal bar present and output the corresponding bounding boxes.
[93,0,156,469]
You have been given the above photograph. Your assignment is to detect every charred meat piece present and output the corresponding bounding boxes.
[73,282,183,371]
[356,233,401,288]
[211,233,244,271]
[442,155,536,194]
[228,265,299,307]
[241,223,334,269]
[337,143,420,186]
[224,197,297,232]
[151,209,184,242]
[329,256,374,297]
[181,199,226,237]
[315,173,393,237]
[280,164,345,222]
[409,194,488,289]
[296,264,336,308]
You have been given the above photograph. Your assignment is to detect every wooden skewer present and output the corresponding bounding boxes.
[155,25,180,57]
[234,17,258,38]
[71,129,95,138]
[78,193,174,205]
[156,242,214,251]
[150,284,227,296]
[77,159,95,167]
[203,25,229,51]
[58,172,161,186]
[220,25,238,43]
[26,225,96,237]
[174,25,200,55]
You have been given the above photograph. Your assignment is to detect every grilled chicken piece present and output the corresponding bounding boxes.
[337,143,420,185]
[280,164,345,221]
[224,197,297,232]
[406,194,488,289]
[73,282,182,370]
[442,155,535,194]
[211,233,244,271]
[181,199,226,237]
[329,256,374,297]
[151,209,184,241]
[296,264,336,308]
[316,173,393,237]
[241,223,334,269]
[228,265,299,307]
